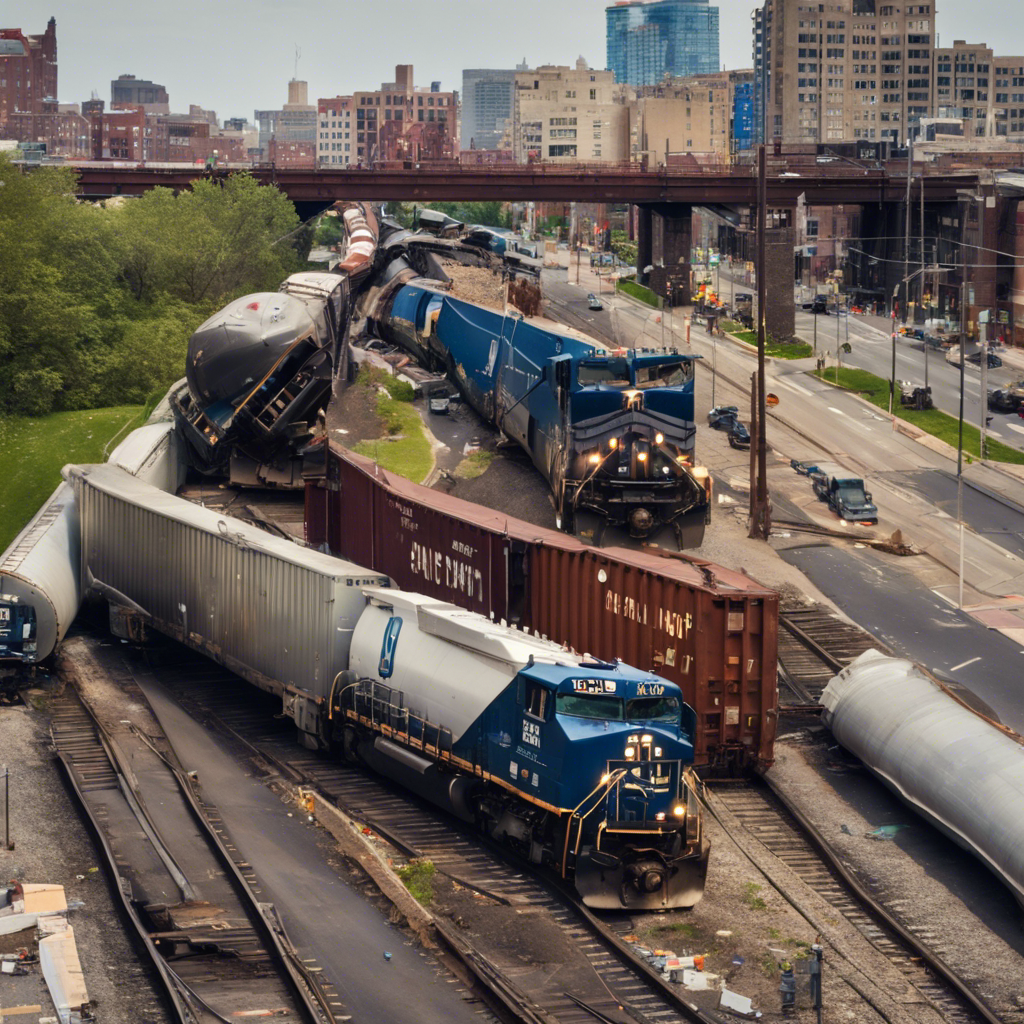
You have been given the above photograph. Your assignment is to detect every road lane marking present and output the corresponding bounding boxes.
[949,656,981,672]
[776,377,813,395]
[1005,422,1024,435]
[828,407,845,415]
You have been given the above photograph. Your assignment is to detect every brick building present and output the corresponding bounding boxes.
[754,0,934,146]
[350,65,458,165]
[0,17,58,146]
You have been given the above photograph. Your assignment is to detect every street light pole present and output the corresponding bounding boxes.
[889,285,899,415]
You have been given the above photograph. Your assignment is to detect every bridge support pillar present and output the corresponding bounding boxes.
[763,226,796,342]
[652,209,692,307]
[637,206,654,285]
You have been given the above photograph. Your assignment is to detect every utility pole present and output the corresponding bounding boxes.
[749,144,770,540]
[902,135,912,324]
[3,764,12,850]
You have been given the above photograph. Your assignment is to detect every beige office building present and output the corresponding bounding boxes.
[756,0,933,146]
[512,59,632,163]
[631,70,755,163]
[934,42,1024,142]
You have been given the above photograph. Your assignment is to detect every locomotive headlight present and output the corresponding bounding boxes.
[654,747,663,758]
[624,746,637,760]
[637,452,648,463]
[628,734,640,744]
[641,734,653,745]
[608,437,618,449]
[655,812,666,821]
[673,804,686,817]
[655,432,664,445]
[588,452,601,465]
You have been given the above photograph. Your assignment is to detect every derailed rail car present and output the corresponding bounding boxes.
[63,461,709,909]
[304,441,779,773]
[822,650,1024,908]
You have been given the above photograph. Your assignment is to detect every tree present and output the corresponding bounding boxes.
[0,158,307,416]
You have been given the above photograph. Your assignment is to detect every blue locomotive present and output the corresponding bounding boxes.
[371,264,711,548]
[341,589,708,910]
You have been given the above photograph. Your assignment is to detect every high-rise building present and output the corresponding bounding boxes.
[461,68,523,151]
[929,43,1024,142]
[255,79,317,166]
[606,0,720,87]
[753,0,934,146]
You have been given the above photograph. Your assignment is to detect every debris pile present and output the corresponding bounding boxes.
[623,934,762,1018]
[0,882,92,1023]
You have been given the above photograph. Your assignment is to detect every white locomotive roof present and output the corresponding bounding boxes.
[362,587,582,672]
[64,463,388,584]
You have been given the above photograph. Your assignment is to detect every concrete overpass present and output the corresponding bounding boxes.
[71,161,997,342]
[72,163,981,206]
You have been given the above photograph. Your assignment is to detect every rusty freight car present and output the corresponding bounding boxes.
[304,442,778,773]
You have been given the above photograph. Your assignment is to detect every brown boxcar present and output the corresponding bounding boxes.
[304,442,778,773]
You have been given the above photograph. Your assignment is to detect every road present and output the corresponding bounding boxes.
[540,257,1024,733]
[793,306,1024,451]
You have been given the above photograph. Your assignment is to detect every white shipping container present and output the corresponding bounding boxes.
[64,463,390,738]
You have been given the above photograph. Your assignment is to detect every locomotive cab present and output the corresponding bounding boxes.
[560,353,711,547]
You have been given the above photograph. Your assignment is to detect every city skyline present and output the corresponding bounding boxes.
[5,0,1024,124]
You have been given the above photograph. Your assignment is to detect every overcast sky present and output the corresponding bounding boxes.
[8,1,1023,121]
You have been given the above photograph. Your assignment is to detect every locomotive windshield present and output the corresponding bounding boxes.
[635,362,691,388]
[578,359,629,388]
[626,696,681,722]
[556,693,624,720]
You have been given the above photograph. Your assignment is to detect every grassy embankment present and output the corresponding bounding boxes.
[814,366,1024,465]
[719,320,813,360]
[0,406,145,551]
[616,278,661,308]
[352,366,435,483]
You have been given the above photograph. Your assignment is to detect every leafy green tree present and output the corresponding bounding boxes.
[0,158,306,416]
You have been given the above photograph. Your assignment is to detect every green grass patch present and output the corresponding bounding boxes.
[353,363,432,481]
[742,882,767,911]
[356,363,415,403]
[0,406,145,551]
[726,327,813,359]
[397,859,436,905]
[616,278,661,308]
[813,366,1024,464]
[654,922,699,938]
[455,450,494,480]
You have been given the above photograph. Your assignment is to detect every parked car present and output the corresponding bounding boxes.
[811,464,879,524]
[587,293,603,310]
[966,350,1002,368]
[802,295,830,315]
[897,380,933,410]
[708,406,751,448]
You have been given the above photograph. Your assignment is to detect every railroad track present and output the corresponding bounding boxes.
[139,642,715,1024]
[762,605,1013,1024]
[777,605,883,705]
[50,682,330,1024]
[705,779,1004,1024]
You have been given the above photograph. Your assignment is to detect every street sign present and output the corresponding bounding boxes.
[766,393,780,407]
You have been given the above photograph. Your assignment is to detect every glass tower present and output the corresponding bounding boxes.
[606,0,720,86]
